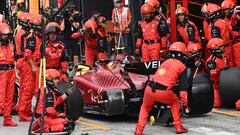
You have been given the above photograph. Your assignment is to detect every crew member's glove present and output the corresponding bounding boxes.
[195,59,204,68]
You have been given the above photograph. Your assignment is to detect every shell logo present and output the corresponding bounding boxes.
[152,24,155,28]
[194,46,197,51]
[178,9,184,14]
[221,3,225,7]
[0,53,3,58]
[10,46,14,51]
[158,69,166,75]
[4,28,10,34]
[144,7,148,12]
[212,44,216,48]
[34,19,38,23]
[172,45,177,49]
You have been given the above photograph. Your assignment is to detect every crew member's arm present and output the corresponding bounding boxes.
[157,17,170,51]
[24,35,36,73]
[178,68,189,107]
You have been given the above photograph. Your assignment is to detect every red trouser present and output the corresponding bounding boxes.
[0,69,16,121]
[34,67,41,95]
[233,42,240,67]
[32,116,67,132]
[85,47,107,67]
[212,80,221,108]
[224,46,235,67]
[17,58,35,116]
[141,43,161,62]
[136,86,182,132]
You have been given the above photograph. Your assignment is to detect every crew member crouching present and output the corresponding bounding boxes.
[32,69,74,133]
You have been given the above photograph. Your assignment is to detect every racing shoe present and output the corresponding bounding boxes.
[3,120,18,127]
[175,125,188,134]
[134,128,142,135]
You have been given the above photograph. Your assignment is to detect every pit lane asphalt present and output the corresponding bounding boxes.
[0,108,240,135]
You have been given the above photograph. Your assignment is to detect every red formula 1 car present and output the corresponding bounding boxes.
[71,58,149,117]
[71,58,214,118]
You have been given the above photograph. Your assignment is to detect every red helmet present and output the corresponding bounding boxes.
[84,20,98,33]
[221,0,236,9]
[207,38,225,49]
[45,22,61,34]
[0,23,12,35]
[46,69,60,80]
[18,12,31,23]
[145,0,160,8]
[29,14,42,26]
[206,3,221,15]
[175,6,188,15]
[187,42,202,53]
[29,14,44,30]
[169,42,187,55]
[141,3,154,14]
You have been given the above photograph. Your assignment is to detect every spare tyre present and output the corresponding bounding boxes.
[219,67,240,108]
[186,73,214,115]
[57,82,84,121]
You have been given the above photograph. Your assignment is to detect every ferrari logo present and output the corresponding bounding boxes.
[158,69,166,75]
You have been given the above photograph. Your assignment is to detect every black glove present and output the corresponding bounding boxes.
[207,60,216,70]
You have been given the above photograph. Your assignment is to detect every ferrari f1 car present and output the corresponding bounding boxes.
[71,57,215,117]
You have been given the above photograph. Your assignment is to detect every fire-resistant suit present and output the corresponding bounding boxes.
[24,31,42,93]
[32,69,74,133]
[24,14,43,94]
[135,42,189,135]
[44,22,69,82]
[72,20,107,67]
[135,3,168,62]
[0,23,17,126]
[206,38,228,108]
[176,7,200,44]
[205,3,234,66]
[15,12,34,121]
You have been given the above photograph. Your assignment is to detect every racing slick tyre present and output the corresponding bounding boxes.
[186,73,214,115]
[219,67,240,108]
[103,88,125,116]
[57,82,84,121]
